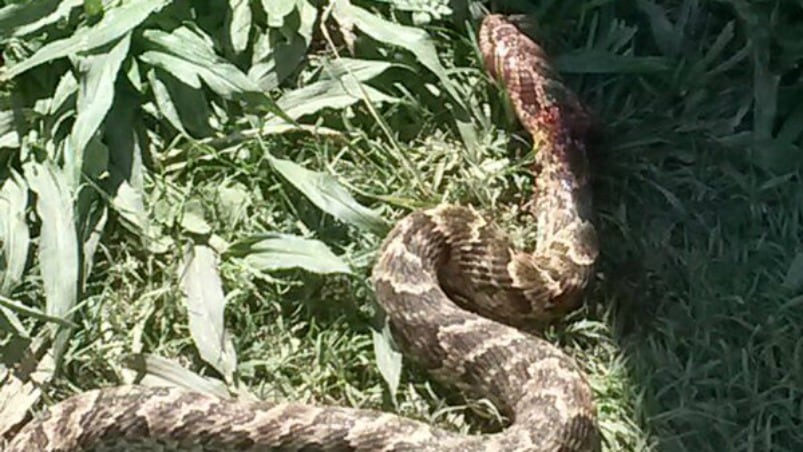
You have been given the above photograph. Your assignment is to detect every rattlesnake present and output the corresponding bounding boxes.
[6,14,600,451]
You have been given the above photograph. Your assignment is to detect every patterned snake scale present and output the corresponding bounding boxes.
[7,14,600,452]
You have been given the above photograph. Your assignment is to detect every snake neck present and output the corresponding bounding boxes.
[518,106,597,317]
[480,13,599,314]
[530,104,596,256]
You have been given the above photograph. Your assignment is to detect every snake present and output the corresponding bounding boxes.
[6,14,600,451]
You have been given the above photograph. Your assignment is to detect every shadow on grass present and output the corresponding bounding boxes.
[589,98,803,451]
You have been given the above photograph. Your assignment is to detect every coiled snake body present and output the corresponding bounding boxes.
[7,14,600,451]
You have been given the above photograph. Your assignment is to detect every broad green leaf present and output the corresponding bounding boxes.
[0,0,81,40]
[276,76,398,120]
[0,172,29,296]
[139,26,293,123]
[23,161,79,363]
[126,353,231,398]
[268,154,387,233]
[0,173,30,336]
[372,326,402,398]
[148,68,189,135]
[23,161,79,317]
[141,26,262,100]
[138,51,202,89]
[0,110,19,148]
[0,338,54,436]
[228,0,252,54]
[229,233,351,274]
[83,0,103,17]
[295,0,317,44]
[555,51,671,73]
[112,180,149,235]
[216,182,251,226]
[105,93,150,236]
[70,33,131,174]
[159,70,214,137]
[331,0,463,109]
[181,200,212,235]
[49,71,78,117]
[79,200,107,291]
[330,0,476,150]
[2,0,170,79]
[180,245,237,381]
[372,0,452,19]
[320,57,394,82]
[272,58,397,120]
[262,0,296,27]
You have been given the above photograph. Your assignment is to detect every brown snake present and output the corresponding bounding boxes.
[7,14,600,451]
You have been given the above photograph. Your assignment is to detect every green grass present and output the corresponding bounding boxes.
[2,1,803,451]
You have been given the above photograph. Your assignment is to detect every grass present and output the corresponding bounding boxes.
[2,1,802,451]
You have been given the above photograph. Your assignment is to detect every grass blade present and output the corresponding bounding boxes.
[0,294,77,328]
[555,51,671,74]
[126,353,231,398]
[372,326,402,398]
[783,252,803,293]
